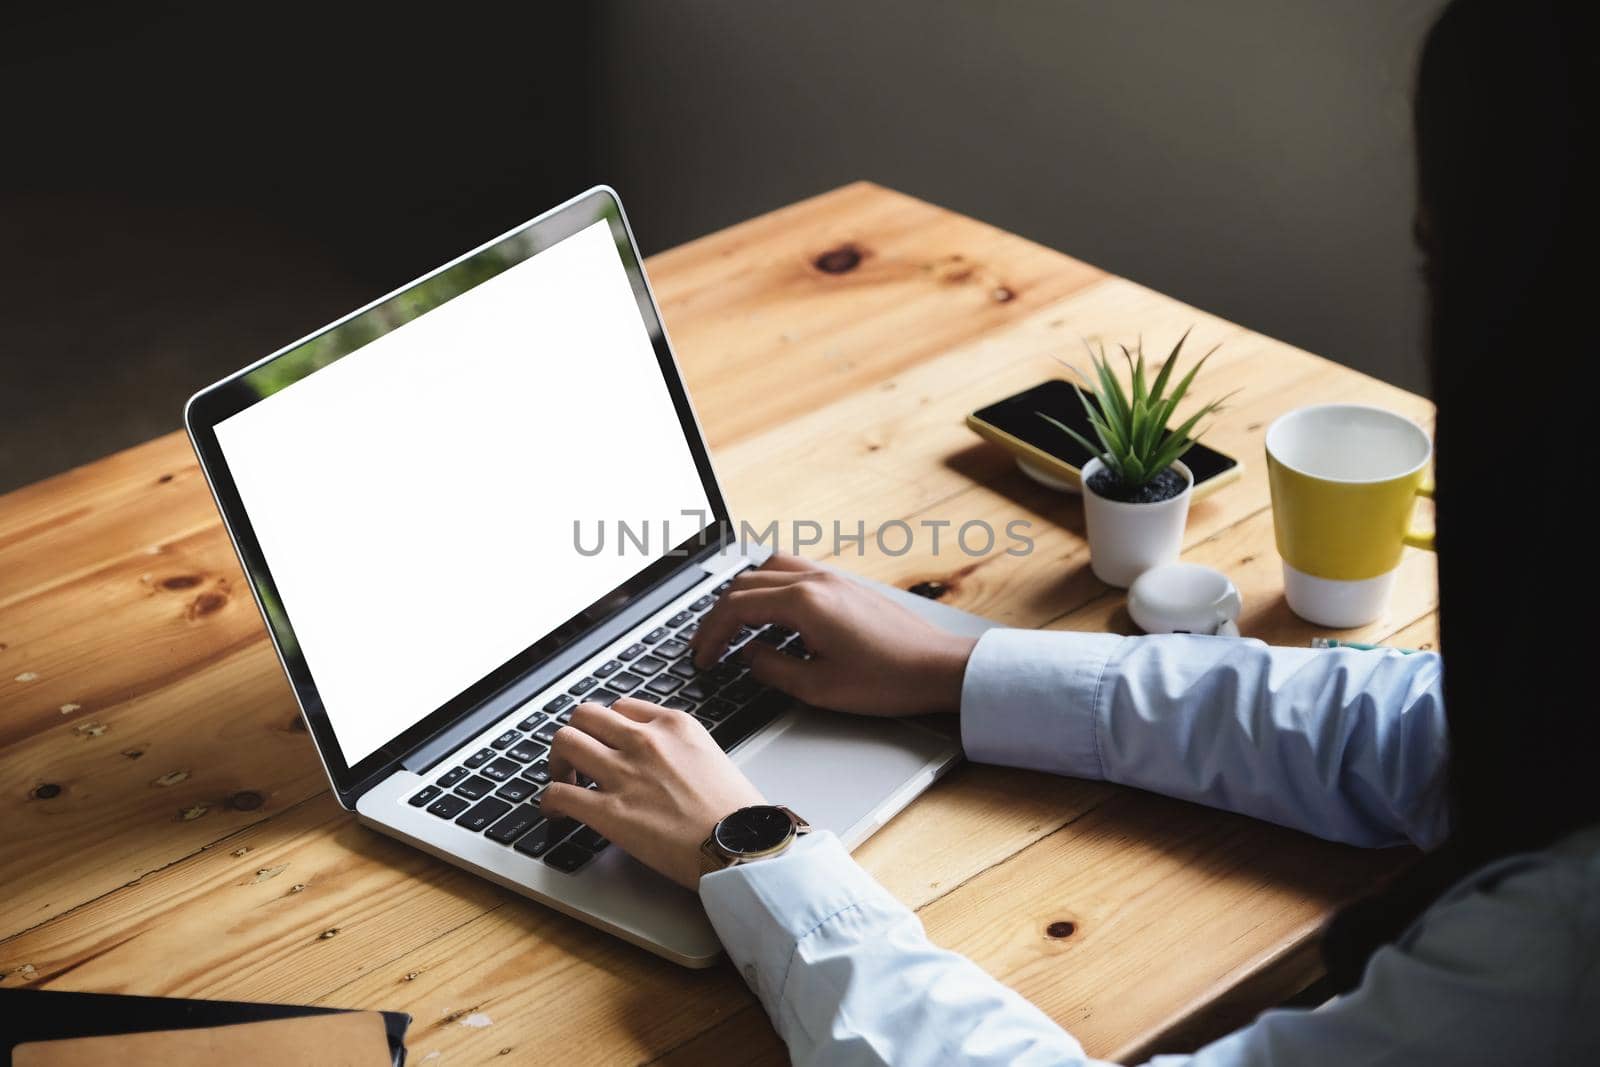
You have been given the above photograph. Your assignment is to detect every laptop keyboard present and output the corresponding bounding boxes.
[406,570,811,875]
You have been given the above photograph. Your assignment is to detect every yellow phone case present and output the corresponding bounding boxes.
[965,412,1242,501]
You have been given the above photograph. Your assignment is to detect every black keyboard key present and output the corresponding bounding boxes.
[723,679,763,705]
[693,712,718,729]
[679,622,700,640]
[631,655,666,675]
[568,676,598,696]
[720,627,758,659]
[707,663,744,687]
[656,638,690,658]
[557,708,576,723]
[544,693,574,714]
[756,626,791,646]
[456,796,513,833]
[712,692,787,751]
[521,758,552,786]
[701,698,738,721]
[495,777,539,803]
[593,659,622,678]
[463,747,494,769]
[666,611,693,628]
[642,627,669,643]
[689,595,715,612]
[533,723,562,745]
[516,712,546,732]
[436,766,468,788]
[455,774,495,800]
[571,826,609,851]
[783,635,812,658]
[586,687,621,707]
[646,675,683,696]
[486,804,543,844]
[426,793,471,820]
[668,659,699,679]
[409,784,442,807]
[490,729,521,750]
[609,670,643,692]
[681,680,716,702]
[482,757,521,782]
[617,642,646,661]
[513,820,559,857]
[662,696,696,712]
[544,841,593,873]
[507,740,544,763]
[539,814,579,838]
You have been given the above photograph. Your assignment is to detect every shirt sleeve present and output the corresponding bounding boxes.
[1167,829,1600,1066]
[701,827,1600,1067]
[960,630,1450,849]
[699,830,1117,1067]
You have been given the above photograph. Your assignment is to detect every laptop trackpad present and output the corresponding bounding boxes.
[732,706,957,844]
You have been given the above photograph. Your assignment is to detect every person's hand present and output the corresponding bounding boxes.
[540,698,765,889]
[689,553,978,716]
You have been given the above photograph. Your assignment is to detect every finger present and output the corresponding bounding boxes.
[610,696,668,723]
[759,552,823,573]
[569,701,641,748]
[692,586,811,668]
[691,571,811,658]
[538,781,607,824]
[548,723,625,787]
[741,641,819,703]
[730,569,811,592]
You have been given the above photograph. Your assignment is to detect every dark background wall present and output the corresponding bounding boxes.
[1,1,1444,494]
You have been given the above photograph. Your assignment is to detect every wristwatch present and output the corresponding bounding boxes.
[699,804,811,876]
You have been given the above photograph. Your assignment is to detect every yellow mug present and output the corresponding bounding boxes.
[1265,404,1435,628]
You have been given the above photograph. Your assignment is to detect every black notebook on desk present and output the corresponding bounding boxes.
[0,989,411,1066]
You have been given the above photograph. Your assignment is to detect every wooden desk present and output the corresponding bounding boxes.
[0,183,1435,1063]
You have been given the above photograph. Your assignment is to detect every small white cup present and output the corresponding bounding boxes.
[1128,563,1243,637]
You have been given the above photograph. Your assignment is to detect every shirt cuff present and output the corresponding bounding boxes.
[698,830,907,1012]
[959,628,1124,780]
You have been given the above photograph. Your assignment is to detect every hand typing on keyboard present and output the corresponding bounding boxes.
[540,697,766,889]
[689,553,977,717]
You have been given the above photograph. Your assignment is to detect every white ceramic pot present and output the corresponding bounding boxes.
[1081,458,1193,588]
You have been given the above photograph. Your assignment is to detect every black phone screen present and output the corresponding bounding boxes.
[973,379,1239,483]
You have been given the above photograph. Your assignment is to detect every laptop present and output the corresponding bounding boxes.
[184,186,996,966]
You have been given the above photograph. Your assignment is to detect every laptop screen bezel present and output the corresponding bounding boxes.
[184,186,731,806]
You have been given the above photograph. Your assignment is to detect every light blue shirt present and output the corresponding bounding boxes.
[698,631,1600,1065]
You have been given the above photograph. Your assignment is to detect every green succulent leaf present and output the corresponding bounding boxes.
[1036,328,1230,492]
[1147,327,1190,403]
[1036,411,1109,469]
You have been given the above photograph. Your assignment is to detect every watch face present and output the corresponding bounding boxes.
[714,805,793,856]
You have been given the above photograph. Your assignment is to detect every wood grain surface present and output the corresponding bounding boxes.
[0,182,1435,1064]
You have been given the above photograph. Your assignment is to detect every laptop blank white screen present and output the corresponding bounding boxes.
[214,220,714,766]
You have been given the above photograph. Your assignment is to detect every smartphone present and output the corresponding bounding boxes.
[966,379,1241,498]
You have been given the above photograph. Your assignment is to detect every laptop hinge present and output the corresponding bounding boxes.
[399,551,721,776]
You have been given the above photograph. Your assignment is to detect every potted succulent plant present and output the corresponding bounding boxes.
[1041,331,1230,587]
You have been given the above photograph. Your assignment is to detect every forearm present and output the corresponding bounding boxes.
[960,630,1450,849]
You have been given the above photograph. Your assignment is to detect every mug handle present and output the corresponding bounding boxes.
[1402,478,1436,551]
